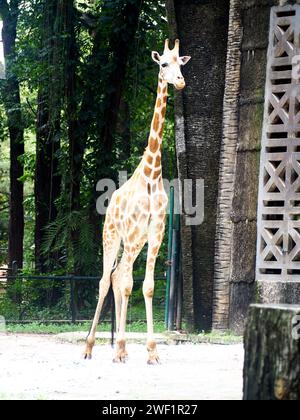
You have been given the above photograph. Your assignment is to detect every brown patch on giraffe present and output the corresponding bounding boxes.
[146,155,153,166]
[144,286,154,298]
[161,107,166,119]
[162,86,167,95]
[147,183,151,195]
[128,232,136,243]
[156,98,162,108]
[115,208,120,219]
[155,155,161,168]
[152,246,160,256]
[153,169,161,180]
[163,95,167,104]
[144,165,152,177]
[116,196,121,205]
[121,199,127,212]
[157,86,161,94]
[149,137,159,153]
[126,219,132,229]
[153,113,160,132]
[158,122,165,139]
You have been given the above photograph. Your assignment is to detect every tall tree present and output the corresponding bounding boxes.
[213,0,242,331]
[0,0,24,271]
[166,0,230,331]
[35,0,64,272]
[68,0,143,274]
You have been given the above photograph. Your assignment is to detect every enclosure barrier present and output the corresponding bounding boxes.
[0,273,167,325]
[165,186,182,331]
[0,189,182,329]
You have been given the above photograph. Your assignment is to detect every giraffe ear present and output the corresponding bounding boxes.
[180,56,191,66]
[152,51,161,64]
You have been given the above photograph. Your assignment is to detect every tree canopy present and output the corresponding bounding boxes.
[0,0,175,316]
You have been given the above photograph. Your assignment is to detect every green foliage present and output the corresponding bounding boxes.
[41,210,100,274]
[0,0,173,321]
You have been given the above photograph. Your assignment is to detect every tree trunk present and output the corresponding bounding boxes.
[35,0,63,272]
[244,304,300,400]
[93,0,142,181]
[67,0,141,275]
[166,0,230,330]
[213,0,242,331]
[0,0,24,271]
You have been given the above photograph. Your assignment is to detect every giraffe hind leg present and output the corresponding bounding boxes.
[83,228,121,360]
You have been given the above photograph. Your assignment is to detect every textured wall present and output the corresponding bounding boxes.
[167,0,230,330]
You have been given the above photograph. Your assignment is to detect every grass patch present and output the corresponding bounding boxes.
[5,320,166,335]
[189,331,243,345]
[0,393,47,401]
[5,323,242,345]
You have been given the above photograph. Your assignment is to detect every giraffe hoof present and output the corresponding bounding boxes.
[113,340,128,363]
[83,352,92,360]
[147,357,160,365]
[113,356,127,364]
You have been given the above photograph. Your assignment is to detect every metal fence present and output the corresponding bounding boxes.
[0,187,183,330]
[0,272,167,325]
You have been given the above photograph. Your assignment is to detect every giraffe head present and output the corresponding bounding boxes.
[152,39,191,90]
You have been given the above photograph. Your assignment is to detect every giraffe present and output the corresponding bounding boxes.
[84,39,191,364]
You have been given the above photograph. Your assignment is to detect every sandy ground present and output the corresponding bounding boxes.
[0,334,244,400]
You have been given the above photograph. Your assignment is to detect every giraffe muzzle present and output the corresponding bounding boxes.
[175,82,186,90]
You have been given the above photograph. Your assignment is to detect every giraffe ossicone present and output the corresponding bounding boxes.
[84,39,191,364]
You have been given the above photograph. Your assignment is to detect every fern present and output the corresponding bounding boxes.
[41,210,101,274]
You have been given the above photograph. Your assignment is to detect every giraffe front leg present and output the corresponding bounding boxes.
[113,287,131,363]
[113,255,133,363]
[144,219,165,365]
[143,274,160,365]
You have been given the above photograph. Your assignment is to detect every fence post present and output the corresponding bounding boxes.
[70,277,76,324]
[165,187,175,329]
[174,214,182,330]
[168,230,177,330]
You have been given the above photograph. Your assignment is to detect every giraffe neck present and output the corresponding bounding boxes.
[142,76,168,182]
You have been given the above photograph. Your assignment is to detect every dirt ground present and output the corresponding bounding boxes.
[0,334,244,400]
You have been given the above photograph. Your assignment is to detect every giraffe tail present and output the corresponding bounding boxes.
[110,284,115,348]
[110,262,118,348]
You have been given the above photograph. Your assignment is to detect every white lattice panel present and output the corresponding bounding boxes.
[257,5,300,281]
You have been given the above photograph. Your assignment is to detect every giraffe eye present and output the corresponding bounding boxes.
[161,63,168,68]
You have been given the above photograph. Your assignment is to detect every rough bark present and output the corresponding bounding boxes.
[244,304,300,400]
[166,0,230,330]
[93,0,142,181]
[213,0,243,331]
[35,0,63,272]
[166,0,194,328]
[0,0,24,271]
